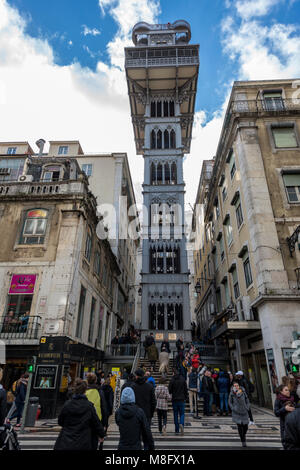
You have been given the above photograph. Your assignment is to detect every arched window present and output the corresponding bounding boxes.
[157,304,164,329]
[157,130,162,149]
[171,162,177,184]
[170,101,175,116]
[151,101,156,117]
[157,163,163,185]
[20,209,48,245]
[165,163,170,184]
[151,130,156,149]
[151,162,156,185]
[164,130,170,149]
[85,227,92,262]
[163,101,169,117]
[170,129,176,148]
[149,304,156,329]
[157,101,162,117]
[175,304,183,329]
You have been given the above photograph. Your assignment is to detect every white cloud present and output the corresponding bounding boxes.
[235,0,283,20]
[82,25,101,36]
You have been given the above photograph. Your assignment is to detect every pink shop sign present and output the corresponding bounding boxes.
[9,274,37,294]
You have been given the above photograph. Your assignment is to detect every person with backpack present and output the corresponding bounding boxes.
[155,376,171,435]
[85,373,108,443]
[7,373,28,427]
[100,377,114,417]
[115,387,154,451]
[54,378,105,450]
[143,333,155,359]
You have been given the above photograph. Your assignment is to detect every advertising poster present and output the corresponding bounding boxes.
[9,274,36,294]
[34,365,58,389]
[266,349,279,393]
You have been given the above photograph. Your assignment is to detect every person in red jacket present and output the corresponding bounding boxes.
[191,350,200,370]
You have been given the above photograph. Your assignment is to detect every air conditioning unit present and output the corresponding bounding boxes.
[18,175,33,183]
[0,168,11,175]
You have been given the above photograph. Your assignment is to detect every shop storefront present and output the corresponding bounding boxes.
[32,336,104,418]
[242,350,273,409]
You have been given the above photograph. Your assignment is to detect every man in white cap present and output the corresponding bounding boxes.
[235,371,255,426]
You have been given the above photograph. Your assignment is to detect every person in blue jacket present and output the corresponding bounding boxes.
[145,370,156,388]
[217,371,230,416]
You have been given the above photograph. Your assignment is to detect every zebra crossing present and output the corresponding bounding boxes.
[17,406,282,451]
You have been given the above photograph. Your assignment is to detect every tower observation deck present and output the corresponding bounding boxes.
[125,20,199,344]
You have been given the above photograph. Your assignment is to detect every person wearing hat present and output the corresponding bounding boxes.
[130,369,156,428]
[115,387,154,451]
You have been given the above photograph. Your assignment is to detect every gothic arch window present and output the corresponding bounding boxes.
[151,130,156,149]
[157,130,162,149]
[171,162,177,184]
[157,101,162,117]
[163,101,169,117]
[170,129,176,148]
[164,130,170,149]
[170,101,175,116]
[157,163,163,185]
[165,163,170,184]
[175,304,183,330]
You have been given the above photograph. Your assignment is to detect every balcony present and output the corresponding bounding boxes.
[0,315,41,344]
[211,308,261,340]
[230,98,300,116]
[125,46,199,68]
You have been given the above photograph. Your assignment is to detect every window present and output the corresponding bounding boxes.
[272,126,298,149]
[230,161,236,180]
[264,91,284,111]
[58,146,68,155]
[20,209,48,245]
[76,285,86,338]
[43,166,61,182]
[84,229,92,262]
[219,235,225,262]
[222,186,227,202]
[215,200,220,219]
[0,158,25,182]
[224,217,233,245]
[216,289,222,312]
[243,255,253,288]
[150,100,175,118]
[283,173,300,203]
[82,164,93,177]
[7,147,17,155]
[232,268,240,299]
[235,198,244,229]
[223,279,230,307]
[227,149,236,180]
[88,297,96,343]
[94,249,101,276]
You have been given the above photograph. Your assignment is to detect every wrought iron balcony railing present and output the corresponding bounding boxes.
[125,47,199,68]
[0,315,41,340]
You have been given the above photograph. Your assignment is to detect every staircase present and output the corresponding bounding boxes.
[136,357,204,414]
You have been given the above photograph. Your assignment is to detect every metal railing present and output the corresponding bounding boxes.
[0,180,89,198]
[105,344,139,357]
[130,342,141,374]
[0,315,41,340]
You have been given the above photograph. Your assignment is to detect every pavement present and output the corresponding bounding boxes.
[16,404,282,451]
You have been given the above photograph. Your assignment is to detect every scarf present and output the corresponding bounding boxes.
[277,393,294,404]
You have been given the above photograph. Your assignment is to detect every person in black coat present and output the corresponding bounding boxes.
[274,384,296,448]
[130,369,156,425]
[161,337,171,353]
[0,368,7,426]
[168,369,188,435]
[54,378,105,451]
[284,406,300,450]
[101,378,114,417]
[115,387,154,451]
[9,373,28,426]
[121,373,136,393]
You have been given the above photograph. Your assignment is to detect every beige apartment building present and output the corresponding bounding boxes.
[193,79,300,408]
[47,142,140,337]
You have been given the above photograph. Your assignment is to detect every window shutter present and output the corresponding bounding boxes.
[272,127,298,148]
[283,174,300,187]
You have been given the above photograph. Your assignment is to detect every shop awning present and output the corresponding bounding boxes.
[212,321,261,340]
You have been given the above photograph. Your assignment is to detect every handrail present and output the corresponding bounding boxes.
[130,342,141,374]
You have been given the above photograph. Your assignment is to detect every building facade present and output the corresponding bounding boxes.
[0,141,120,411]
[193,80,300,408]
[125,21,199,343]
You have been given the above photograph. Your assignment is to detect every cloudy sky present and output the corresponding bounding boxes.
[1,0,300,206]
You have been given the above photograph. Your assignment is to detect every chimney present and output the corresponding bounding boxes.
[35,139,46,156]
